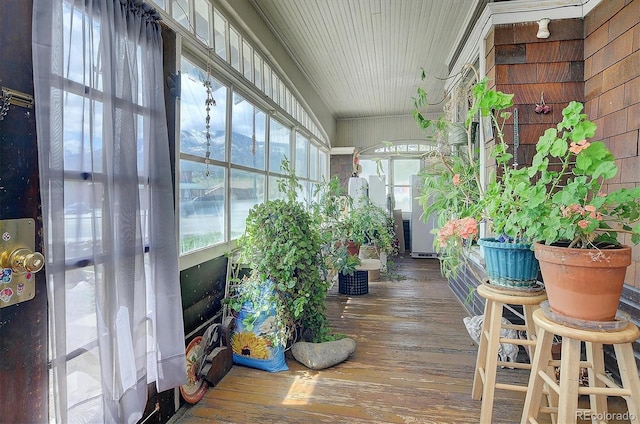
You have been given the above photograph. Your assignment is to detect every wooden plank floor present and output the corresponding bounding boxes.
[169,255,617,424]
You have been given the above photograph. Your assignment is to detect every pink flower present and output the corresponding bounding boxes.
[452,174,461,186]
[562,204,585,217]
[569,139,590,154]
[457,217,478,239]
[578,220,589,229]
[436,217,478,246]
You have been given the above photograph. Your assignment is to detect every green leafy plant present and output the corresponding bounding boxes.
[488,101,640,249]
[230,158,336,346]
[415,65,640,287]
[309,175,361,277]
[415,67,514,279]
[342,197,397,256]
[310,177,398,277]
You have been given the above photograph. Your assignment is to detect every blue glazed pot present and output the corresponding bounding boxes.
[478,237,540,289]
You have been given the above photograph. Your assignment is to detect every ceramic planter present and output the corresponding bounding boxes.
[345,241,360,257]
[534,242,631,321]
[478,238,540,289]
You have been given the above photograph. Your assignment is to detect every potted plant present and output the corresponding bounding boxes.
[416,68,640,318]
[309,177,399,295]
[415,68,540,290]
[229,158,339,349]
[489,101,640,321]
[343,196,398,260]
[310,175,361,278]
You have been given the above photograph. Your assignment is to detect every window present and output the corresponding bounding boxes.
[229,28,240,71]
[213,9,227,60]
[194,0,211,46]
[360,159,389,183]
[392,159,421,213]
[151,2,328,259]
[267,175,283,201]
[271,73,280,103]
[231,93,266,170]
[151,0,329,151]
[254,53,263,90]
[242,40,253,81]
[230,169,265,239]
[179,57,228,252]
[319,150,327,181]
[269,117,291,173]
[264,62,271,97]
[309,143,318,181]
[180,57,226,162]
[180,161,226,252]
[172,0,189,30]
[295,132,308,178]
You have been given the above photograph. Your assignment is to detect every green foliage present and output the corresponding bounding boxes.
[490,101,640,248]
[309,175,361,276]
[343,197,397,254]
[231,158,335,346]
[418,153,483,279]
[417,69,640,265]
[311,177,398,276]
[414,66,514,280]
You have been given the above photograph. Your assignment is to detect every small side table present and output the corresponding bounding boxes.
[520,308,640,424]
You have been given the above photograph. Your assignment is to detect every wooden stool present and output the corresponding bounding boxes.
[521,308,640,424]
[472,283,548,424]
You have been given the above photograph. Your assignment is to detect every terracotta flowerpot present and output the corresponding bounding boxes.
[534,242,631,321]
[335,241,361,257]
[345,241,361,257]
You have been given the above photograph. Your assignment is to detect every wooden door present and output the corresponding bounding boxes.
[0,1,48,422]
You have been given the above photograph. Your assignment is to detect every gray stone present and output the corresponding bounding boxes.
[291,338,357,370]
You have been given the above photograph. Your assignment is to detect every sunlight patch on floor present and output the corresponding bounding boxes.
[282,372,319,405]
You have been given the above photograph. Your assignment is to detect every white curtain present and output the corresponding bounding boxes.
[32,0,186,423]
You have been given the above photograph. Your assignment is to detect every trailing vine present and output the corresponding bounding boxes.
[231,158,336,346]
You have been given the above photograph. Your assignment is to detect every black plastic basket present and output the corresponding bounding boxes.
[338,270,368,295]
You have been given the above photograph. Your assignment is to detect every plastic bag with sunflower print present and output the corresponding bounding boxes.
[230,281,288,372]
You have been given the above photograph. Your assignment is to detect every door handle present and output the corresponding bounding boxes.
[0,247,45,274]
[0,218,43,308]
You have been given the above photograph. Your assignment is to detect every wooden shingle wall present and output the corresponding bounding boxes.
[584,0,640,290]
[485,19,585,169]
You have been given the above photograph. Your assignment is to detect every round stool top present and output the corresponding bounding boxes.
[532,308,640,344]
[356,259,381,271]
[477,283,548,306]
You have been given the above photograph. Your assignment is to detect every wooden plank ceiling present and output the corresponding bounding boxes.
[250,0,477,119]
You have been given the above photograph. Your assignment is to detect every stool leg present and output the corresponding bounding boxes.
[585,341,607,418]
[523,304,558,424]
[522,304,539,360]
[520,326,554,424]
[479,300,504,424]
[557,337,581,424]
[546,361,559,424]
[613,343,640,421]
[472,299,492,400]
